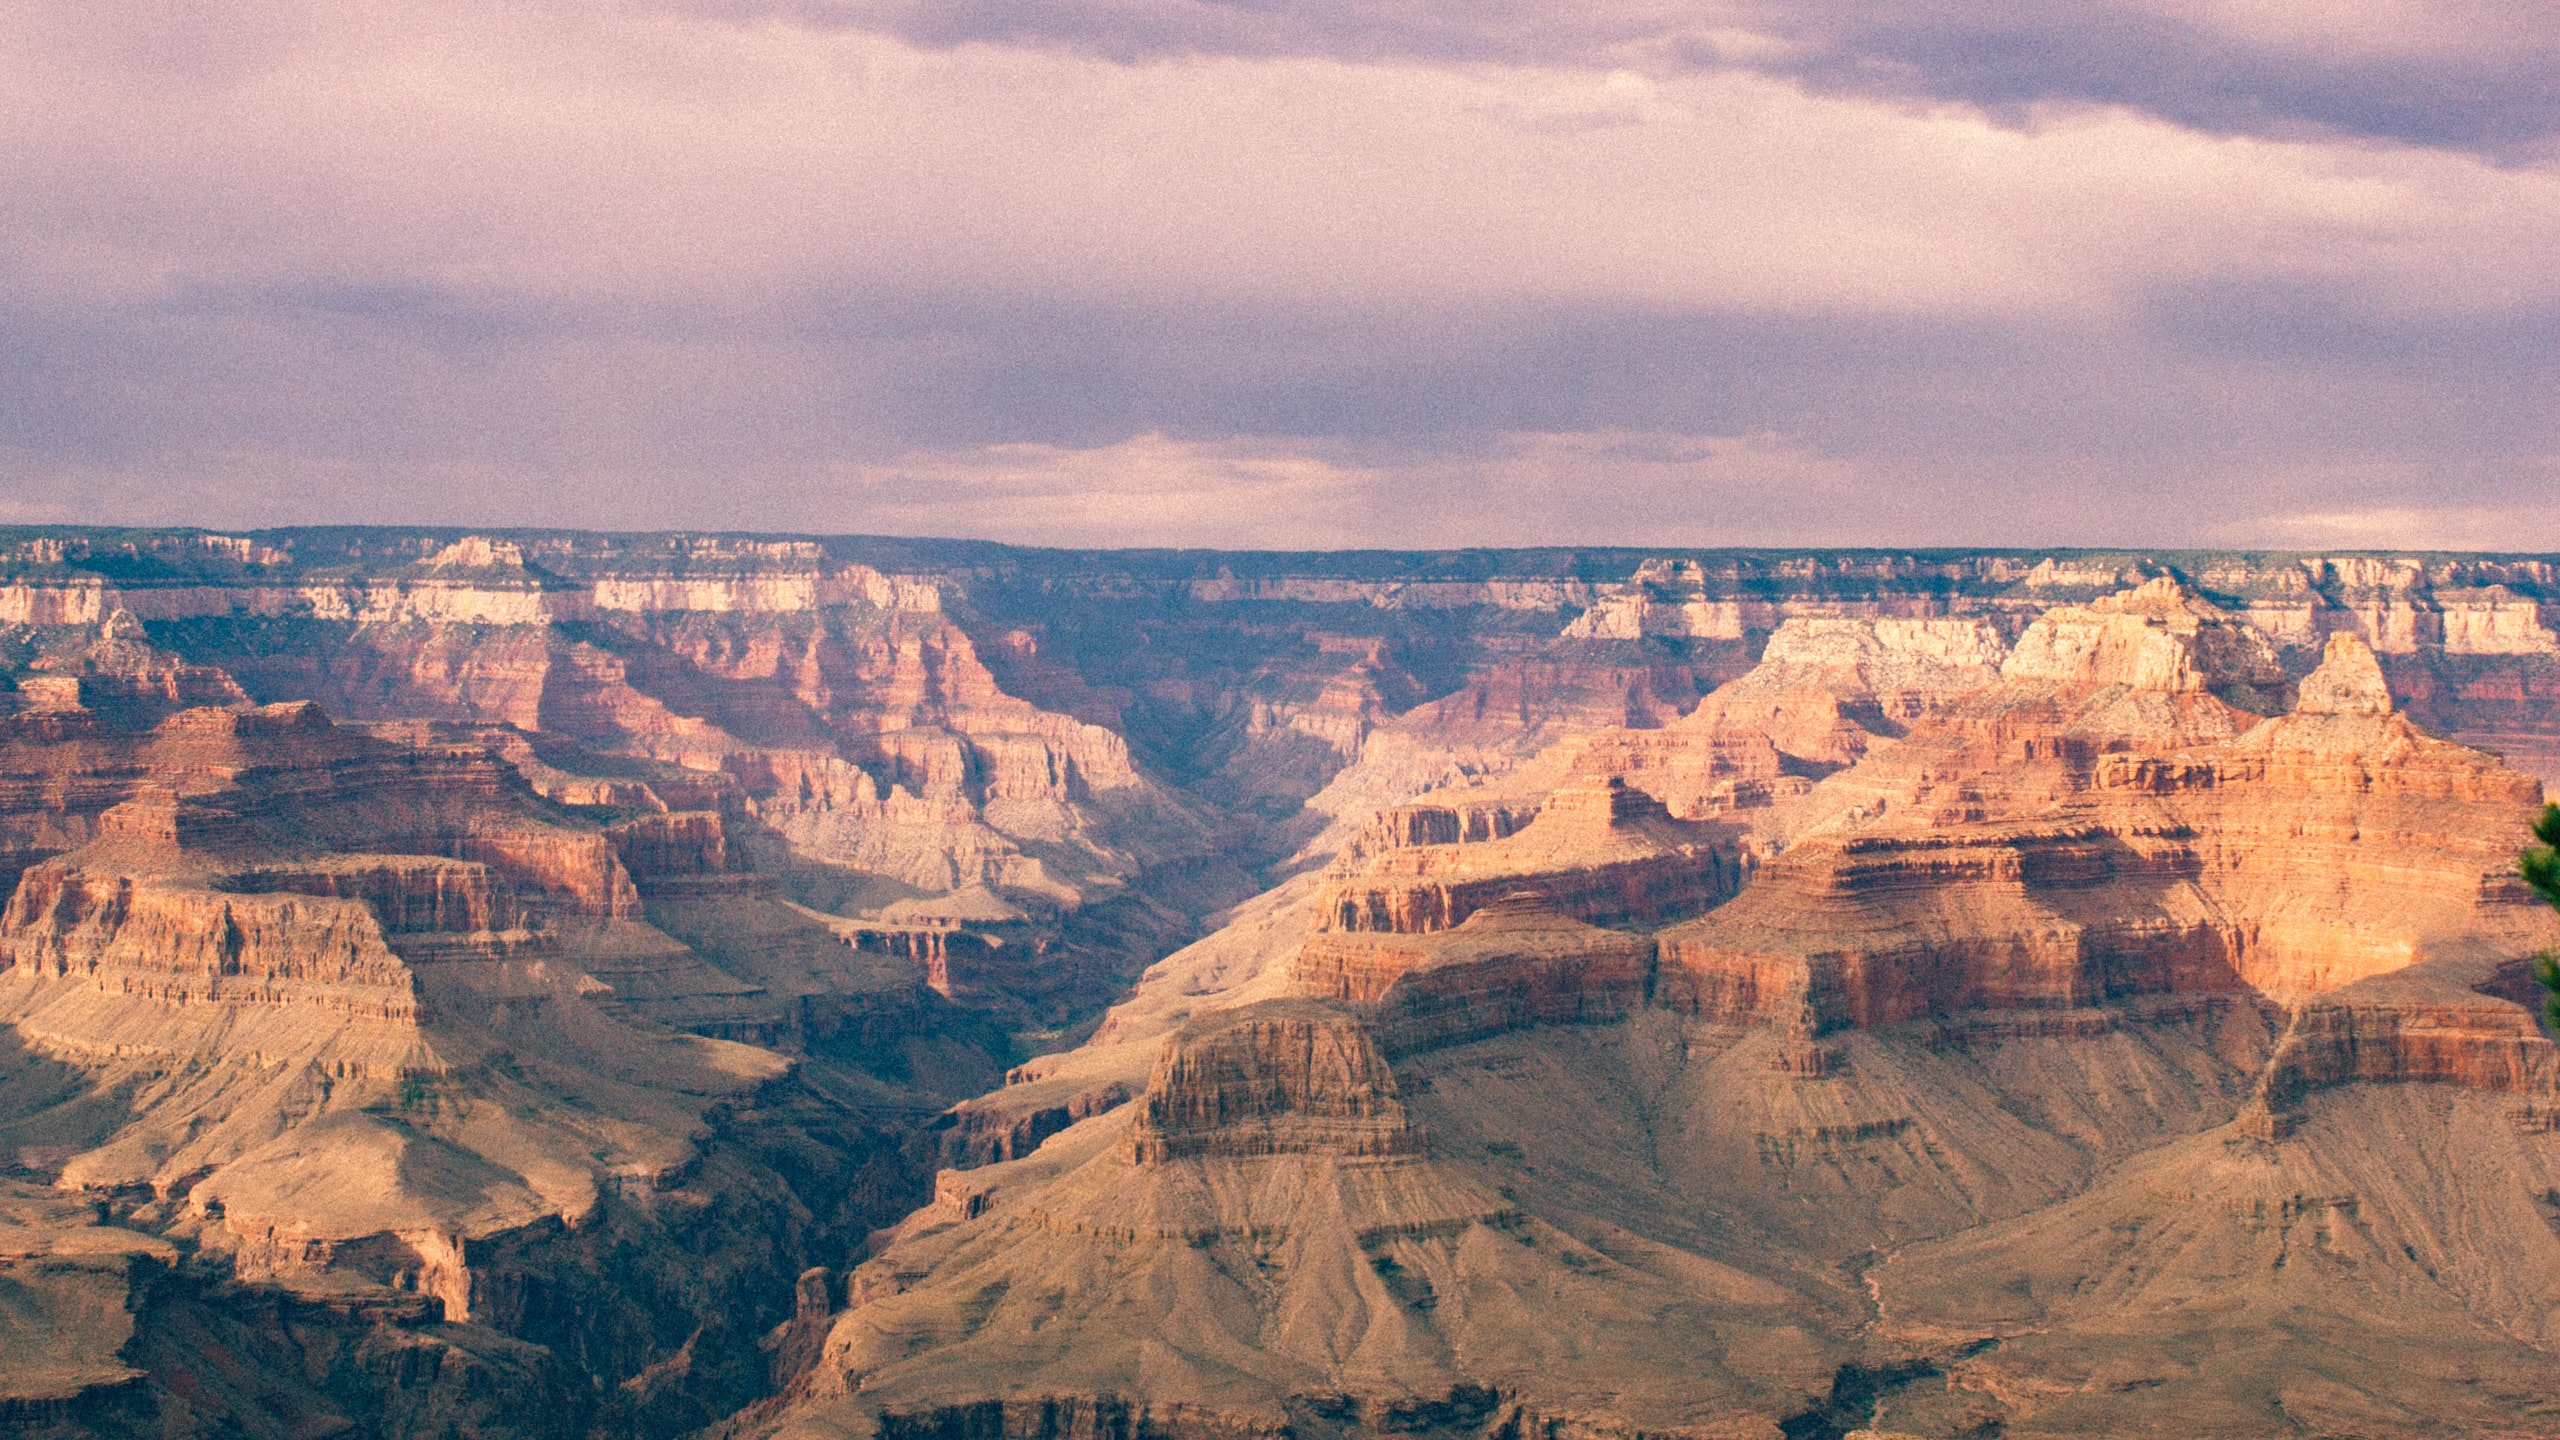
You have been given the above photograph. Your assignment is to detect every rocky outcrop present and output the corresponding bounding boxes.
[3,864,422,1018]
[931,1078,1136,1169]
[726,748,1064,898]
[2256,989,2558,1113]
[837,921,1009,1000]
[2296,628,2393,715]
[1294,894,1650,1056]
[1119,1005,1423,1164]
[1337,615,2011,884]
[0,700,655,930]
[606,811,730,882]
[226,856,519,934]
[424,829,639,920]
[2001,575,2289,706]
[1653,822,2247,1029]
[1703,615,2008,759]
[0,1187,179,1418]
[1317,776,1744,934]
[14,610,251,729]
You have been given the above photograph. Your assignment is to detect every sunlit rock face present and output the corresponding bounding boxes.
[0,695,1000,1438]
[10,536,2560,1440]
[1119,1004,1425,1164]
[1662,624,2544,1029]
[756,572,2560,1440]
[2001,575,2291,704]
[1313,775,1747,937]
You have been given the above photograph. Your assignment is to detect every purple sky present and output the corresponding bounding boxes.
[3,0,2554,548]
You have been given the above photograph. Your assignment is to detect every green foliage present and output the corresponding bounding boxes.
[2520,802,2560,1028]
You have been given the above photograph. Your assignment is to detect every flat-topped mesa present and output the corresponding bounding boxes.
[1656,818,2252,1030]
[2,862,421,1023]
[2003,576,2289,707]
[1352,794,1546,854]
[2252,989,2560,1126]
[1316,775,1744,934]
[87,702,652,919]
[1295,893,1651,1056]
[1120,1003,1424,1164]
[132,702,521,827]
[1538,769,1666,830]
[424,535,528,572]
[0,697,681,1046]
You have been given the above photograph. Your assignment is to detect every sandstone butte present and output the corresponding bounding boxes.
[3,534,2560,1440]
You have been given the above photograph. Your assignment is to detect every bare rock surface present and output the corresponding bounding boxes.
[13,538,2560,1438]
[746,572,2560,1440]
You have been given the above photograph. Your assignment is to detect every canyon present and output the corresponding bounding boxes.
[3,532,2560,1439]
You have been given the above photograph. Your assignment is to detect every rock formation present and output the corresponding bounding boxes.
[0,687,1009,1438]
[1315,774,1746,935]
[742,571,2560,1440]
[8,535,2560,1439]
[1295,893,1651,1055]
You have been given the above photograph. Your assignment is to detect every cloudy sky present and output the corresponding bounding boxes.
[2,0,2553,549]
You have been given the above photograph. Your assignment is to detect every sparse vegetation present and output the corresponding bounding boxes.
[2520,802,2560,1026]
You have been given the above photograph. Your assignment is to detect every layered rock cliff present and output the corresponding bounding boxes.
[740,565,2560,1440]
[0,685,1015,1439]
[1316,775,1746,935]
[11,534,2560,1440]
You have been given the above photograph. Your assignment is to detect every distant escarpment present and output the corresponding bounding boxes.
[1660,623,2544,1042]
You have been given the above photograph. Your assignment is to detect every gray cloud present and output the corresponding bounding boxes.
[1753,1,2560,155]
[0,0,2552,548]
[708,0,2560,154]
[13,280,2553,544]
